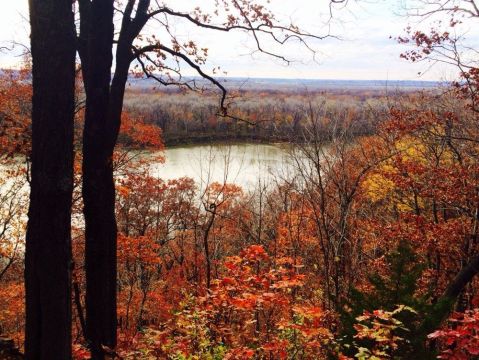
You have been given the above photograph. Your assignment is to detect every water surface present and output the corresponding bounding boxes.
[149,143,293,190]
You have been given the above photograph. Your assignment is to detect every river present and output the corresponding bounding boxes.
[148,142,294,190]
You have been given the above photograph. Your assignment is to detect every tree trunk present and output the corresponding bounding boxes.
[78,1,150,356]
[80,1,116,357]
[79,1,135,356]
[422,253,479,334]
[410,253,479,357]
[25,0,76,358]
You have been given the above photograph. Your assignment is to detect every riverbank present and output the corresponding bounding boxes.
[162,133,291,147]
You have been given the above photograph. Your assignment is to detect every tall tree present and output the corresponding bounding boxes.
[77,1,117,357]
[25,0,76,358]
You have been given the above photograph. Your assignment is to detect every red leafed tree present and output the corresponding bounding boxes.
[394,1,479,339]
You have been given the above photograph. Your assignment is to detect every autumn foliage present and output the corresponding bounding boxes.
[2,4,479,358]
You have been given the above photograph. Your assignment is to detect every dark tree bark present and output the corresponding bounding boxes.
[25,0,76,358]
[78,1,141,357]
[406,253,479,357]
[78,1,116,358]
[420,254,479,335]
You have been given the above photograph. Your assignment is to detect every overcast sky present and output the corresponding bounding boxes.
[0,1,477,80]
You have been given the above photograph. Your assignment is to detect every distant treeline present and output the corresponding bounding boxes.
[123,88,405,145]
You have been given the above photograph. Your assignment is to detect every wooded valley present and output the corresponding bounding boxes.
[1,0,479,359]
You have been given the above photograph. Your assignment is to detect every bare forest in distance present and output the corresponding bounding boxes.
[1,0,479,359]
[124,80,440,146]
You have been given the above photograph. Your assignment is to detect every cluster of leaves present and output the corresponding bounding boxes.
[352,306,417,360]
[113,245,334,359]
[429,309,479,359]
[0,68,31,157]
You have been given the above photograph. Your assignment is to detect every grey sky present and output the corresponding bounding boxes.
[0,1,476,80]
